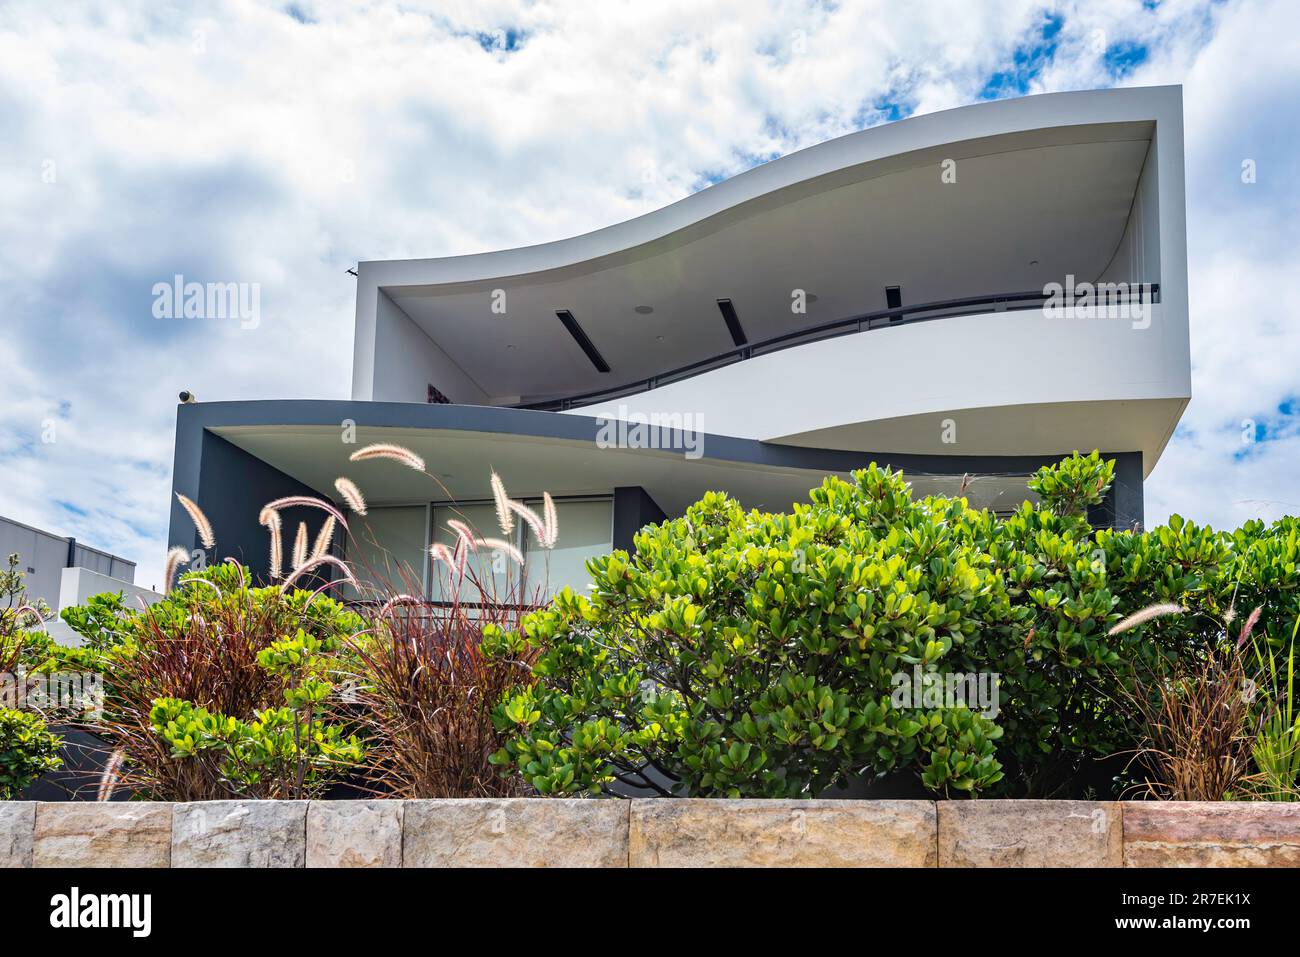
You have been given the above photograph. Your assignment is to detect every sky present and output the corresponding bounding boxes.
[0,0,1296,590]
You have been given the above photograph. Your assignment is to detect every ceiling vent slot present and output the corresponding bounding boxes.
[716,298,748,347]
[556,310,610,373]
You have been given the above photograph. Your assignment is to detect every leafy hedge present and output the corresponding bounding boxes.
[488,453,1300,798]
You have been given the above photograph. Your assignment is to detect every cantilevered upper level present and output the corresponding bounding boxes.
[352,85,1188,472]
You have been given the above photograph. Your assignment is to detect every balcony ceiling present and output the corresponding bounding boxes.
[384,120,1153,404]
[211,423,1041,519]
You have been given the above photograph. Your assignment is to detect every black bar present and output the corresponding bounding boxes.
[556,309,610,373]
[716,298,747,346]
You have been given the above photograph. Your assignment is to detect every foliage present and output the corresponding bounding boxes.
[0,707,62,799]
[0,553,50,674]
[1119,644,1256,801]
[150,633,362,799]
[490,451,1300,799]
[95,562,367,801]
[59,591,133,651]
[1243,618,1300,800]
[350,567,541,798]
[0,553,50,631]
[487,474,1013,798]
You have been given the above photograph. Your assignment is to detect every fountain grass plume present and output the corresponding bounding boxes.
[1108,602,1186,636]
[175,493,215,549]
[292,522,309,571]
[259,506,283,580]
[349,443,426,472]
[311,515,337,562]
[490,472,513,535]
[334,477,367,516]
[162,546,190,594]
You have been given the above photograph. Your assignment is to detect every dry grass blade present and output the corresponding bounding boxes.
[350,566,542,799]
[1119,645,1257,801]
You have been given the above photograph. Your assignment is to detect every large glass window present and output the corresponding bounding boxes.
[522,499,612,599]
[429,503,514,604]
[428,497,611,604]
[343,505,428,600]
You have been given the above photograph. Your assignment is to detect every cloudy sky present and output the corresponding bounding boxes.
[0,0,1296,589]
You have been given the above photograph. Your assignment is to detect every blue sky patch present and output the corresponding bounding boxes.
[477,28,525,53]
[1232,396,1299,460]
[980,11,1064,100]
[284,4,316,25]
[1104,41,1149,77]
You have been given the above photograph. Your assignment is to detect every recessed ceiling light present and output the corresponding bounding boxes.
[1029,260,1039,266]
[656,335,664,341]
[634,305,654,315]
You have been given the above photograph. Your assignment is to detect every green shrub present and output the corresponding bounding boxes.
[92,563,367,800]
[150,632,363,799]
[0,708,62,799]
[59,591,133,651]
[489,452,1300,799]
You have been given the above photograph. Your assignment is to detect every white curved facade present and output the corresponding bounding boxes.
[351,85,1188,484]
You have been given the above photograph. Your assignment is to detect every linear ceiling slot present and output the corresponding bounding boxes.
[716,298,747,347]
[556,310,610,373]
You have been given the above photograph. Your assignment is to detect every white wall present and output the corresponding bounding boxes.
[57,566,160,613]
[361,289,490,404]
[1099,139,1161,287]
[571,303,1187,463]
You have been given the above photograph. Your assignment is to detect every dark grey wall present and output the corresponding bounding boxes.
[169,409,326,584]
[1087,451,1145,531]
[612,486,667,553]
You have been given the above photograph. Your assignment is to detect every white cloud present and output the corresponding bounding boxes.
[0,0,1294,589]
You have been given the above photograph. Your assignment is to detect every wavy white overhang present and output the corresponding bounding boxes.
[352,86,1189,474]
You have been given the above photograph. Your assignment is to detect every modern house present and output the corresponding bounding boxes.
[169,85,1190,599]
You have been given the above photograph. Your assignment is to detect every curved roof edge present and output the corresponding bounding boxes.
[177,399,1131,477]
[359,85,1181,287]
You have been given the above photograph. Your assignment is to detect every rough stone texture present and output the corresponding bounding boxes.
[403,799,629,867]
[630,800,937,867]
[0,803,35,868]
[939,800,1122,867]
[173,801,306,868]
[33,802,172,868]
[307,801,403,868]
[1124,802,1300,867]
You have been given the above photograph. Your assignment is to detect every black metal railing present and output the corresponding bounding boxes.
[517,283,1160,412]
